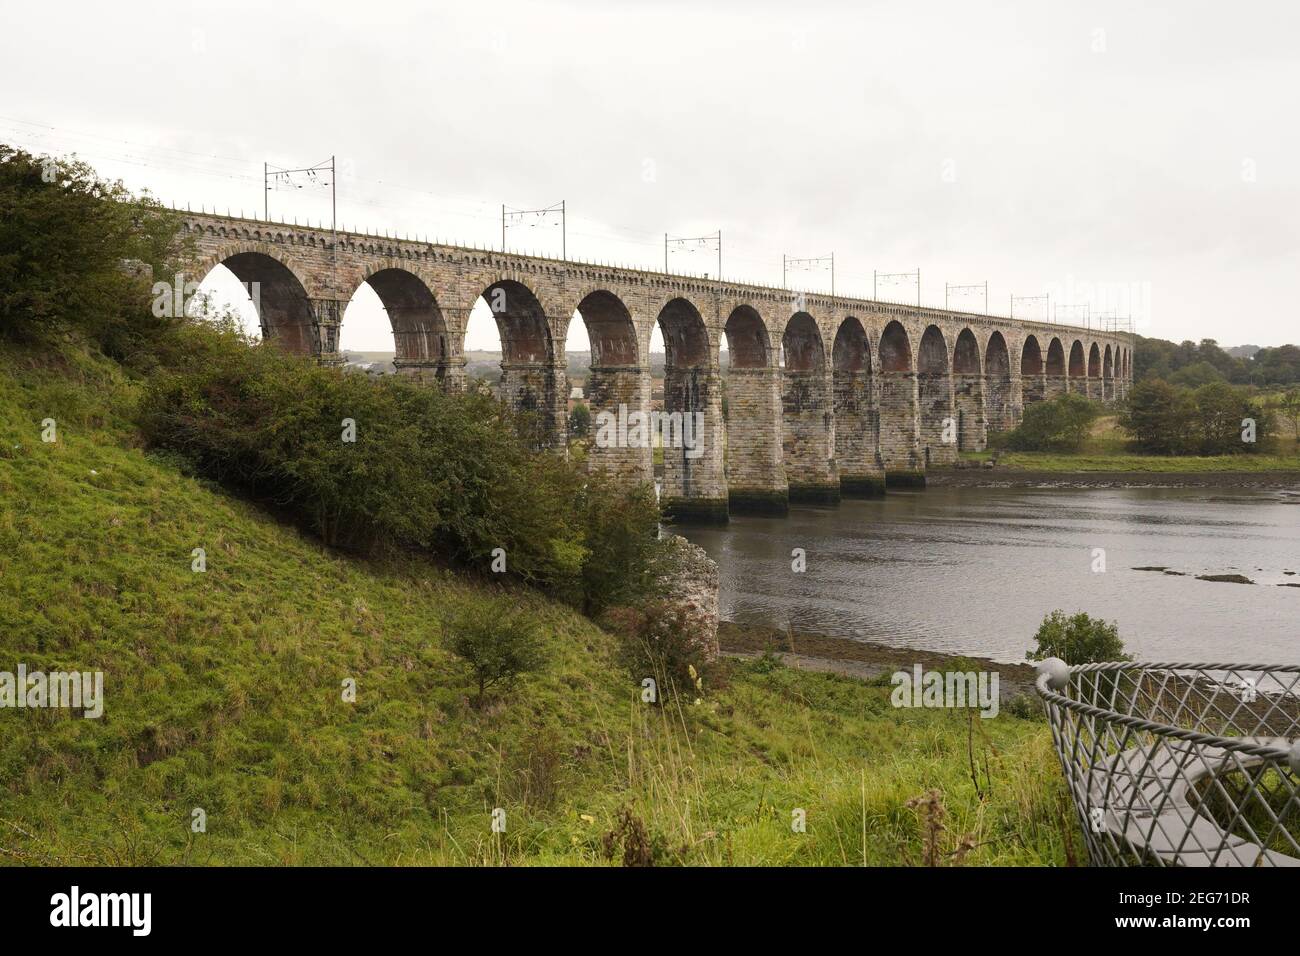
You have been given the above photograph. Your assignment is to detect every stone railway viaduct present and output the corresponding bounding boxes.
[178,212,1134,521]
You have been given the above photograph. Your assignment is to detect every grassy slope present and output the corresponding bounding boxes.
[0,344,1071,866]
[963,413,1300,472]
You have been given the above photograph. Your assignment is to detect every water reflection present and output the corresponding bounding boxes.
[679,488,1300,664]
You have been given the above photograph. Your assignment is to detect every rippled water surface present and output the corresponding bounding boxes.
[679,487,1300,664]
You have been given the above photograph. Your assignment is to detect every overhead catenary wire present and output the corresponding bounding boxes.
[0,114,1132,328]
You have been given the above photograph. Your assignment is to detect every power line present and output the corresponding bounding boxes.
[502,200,565,257]
[0,115,1113,326]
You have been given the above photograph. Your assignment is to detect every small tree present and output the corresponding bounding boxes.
[568,400,591,439]
[1279,388,1300,440]
[1192,381,1273,455]
[1027,610,1130,665]
[1005,393,1098,452]
[1119,379,1197,454]
[444,600,548,705]
[605,600,719,704]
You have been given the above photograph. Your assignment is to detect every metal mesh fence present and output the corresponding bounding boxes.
[1035,659,1300,867]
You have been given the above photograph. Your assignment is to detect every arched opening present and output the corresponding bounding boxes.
[781,312,837,502]
[1068,340,1087,395]
[1102,345,1115,401]
[340,268,451,382]
[475,279,561,449]
[194,252,316,356]
[724,304,769,369]
[879,320,920,480]
[1046,338,1067,397]
[918,325,954,466]
[1021,335,1045,405]
[724,305,786,512]
[1087,343,1102,399]
[952,328,984,452]
[654,297,726,520]
[832,317,882,495]
[985,331,1013,430]
[569,290,648,481]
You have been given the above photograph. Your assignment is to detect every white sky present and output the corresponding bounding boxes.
[3,0,1298,351]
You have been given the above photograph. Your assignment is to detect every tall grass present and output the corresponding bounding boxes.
[0,343,1074,866]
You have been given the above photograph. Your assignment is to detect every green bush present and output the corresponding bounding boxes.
[1004,393,1098,452]
[1169,360,1224,388]
[0,144,180,364]
[1280,388,1300,440]
[1119,379,1195,454]
[579,478,662,615]
[604,601,722,703]
[1120,378,1273,455]
[139,319,662,607]
[1027,610,1130,665]
[443,599,548,705]
[568,400,590,438]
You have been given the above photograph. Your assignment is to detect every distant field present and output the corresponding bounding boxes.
[966,414,1300,473]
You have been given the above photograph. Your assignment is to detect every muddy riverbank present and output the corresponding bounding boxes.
[719,621,1041,701]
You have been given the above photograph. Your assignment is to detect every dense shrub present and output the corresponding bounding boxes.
[568,400,590,438]
[605,600,723,703]
[0,144,180,364]
[139,319,663,606]
[1120,378,1273,455]
[1003,393,1098,452]
[579,478,664,614]
[443,599,548,705]
[1027,611,1130,665]
[1279,388,1300,440]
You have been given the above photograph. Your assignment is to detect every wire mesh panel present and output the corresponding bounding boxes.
[1035,660,1300,867]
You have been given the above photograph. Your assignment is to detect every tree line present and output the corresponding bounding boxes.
[1134,335,1300,388]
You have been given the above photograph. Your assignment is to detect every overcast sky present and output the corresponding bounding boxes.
[3,0,1298,351]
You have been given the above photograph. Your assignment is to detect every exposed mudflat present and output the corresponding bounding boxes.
[718,621,1040,701]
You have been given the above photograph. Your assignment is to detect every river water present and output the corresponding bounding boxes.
[679,487,1300,665]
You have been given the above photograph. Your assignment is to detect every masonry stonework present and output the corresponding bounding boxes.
[177,213,1133,519]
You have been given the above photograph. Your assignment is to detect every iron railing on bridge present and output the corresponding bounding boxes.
[1036,658,1300,866]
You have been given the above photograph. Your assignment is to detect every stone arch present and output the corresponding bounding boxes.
[724,305,786,512]
[195,245,318,356]
[575,290,650,483]
[656,297,726,520]
[918,325,955,467]
[1087,342,1102,399]
[781,312,825,371]
[1021,334,1045,405]
[577,290,639,367]
[880,319,912,373]
[878,320,920,479]
[985,330,1013,430]
[832,317,882,495]
[1068,340,1087,395]
[1046,338,1067,397]
[358,267,453,381]
[481,278,553,364]
[781,313,837,501]
[1102,344,1115,401]
[952,328,985,452]
[479,278,562,448]
[724,304,772,369]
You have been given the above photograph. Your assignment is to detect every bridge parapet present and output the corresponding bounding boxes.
[174,211,1135,519]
